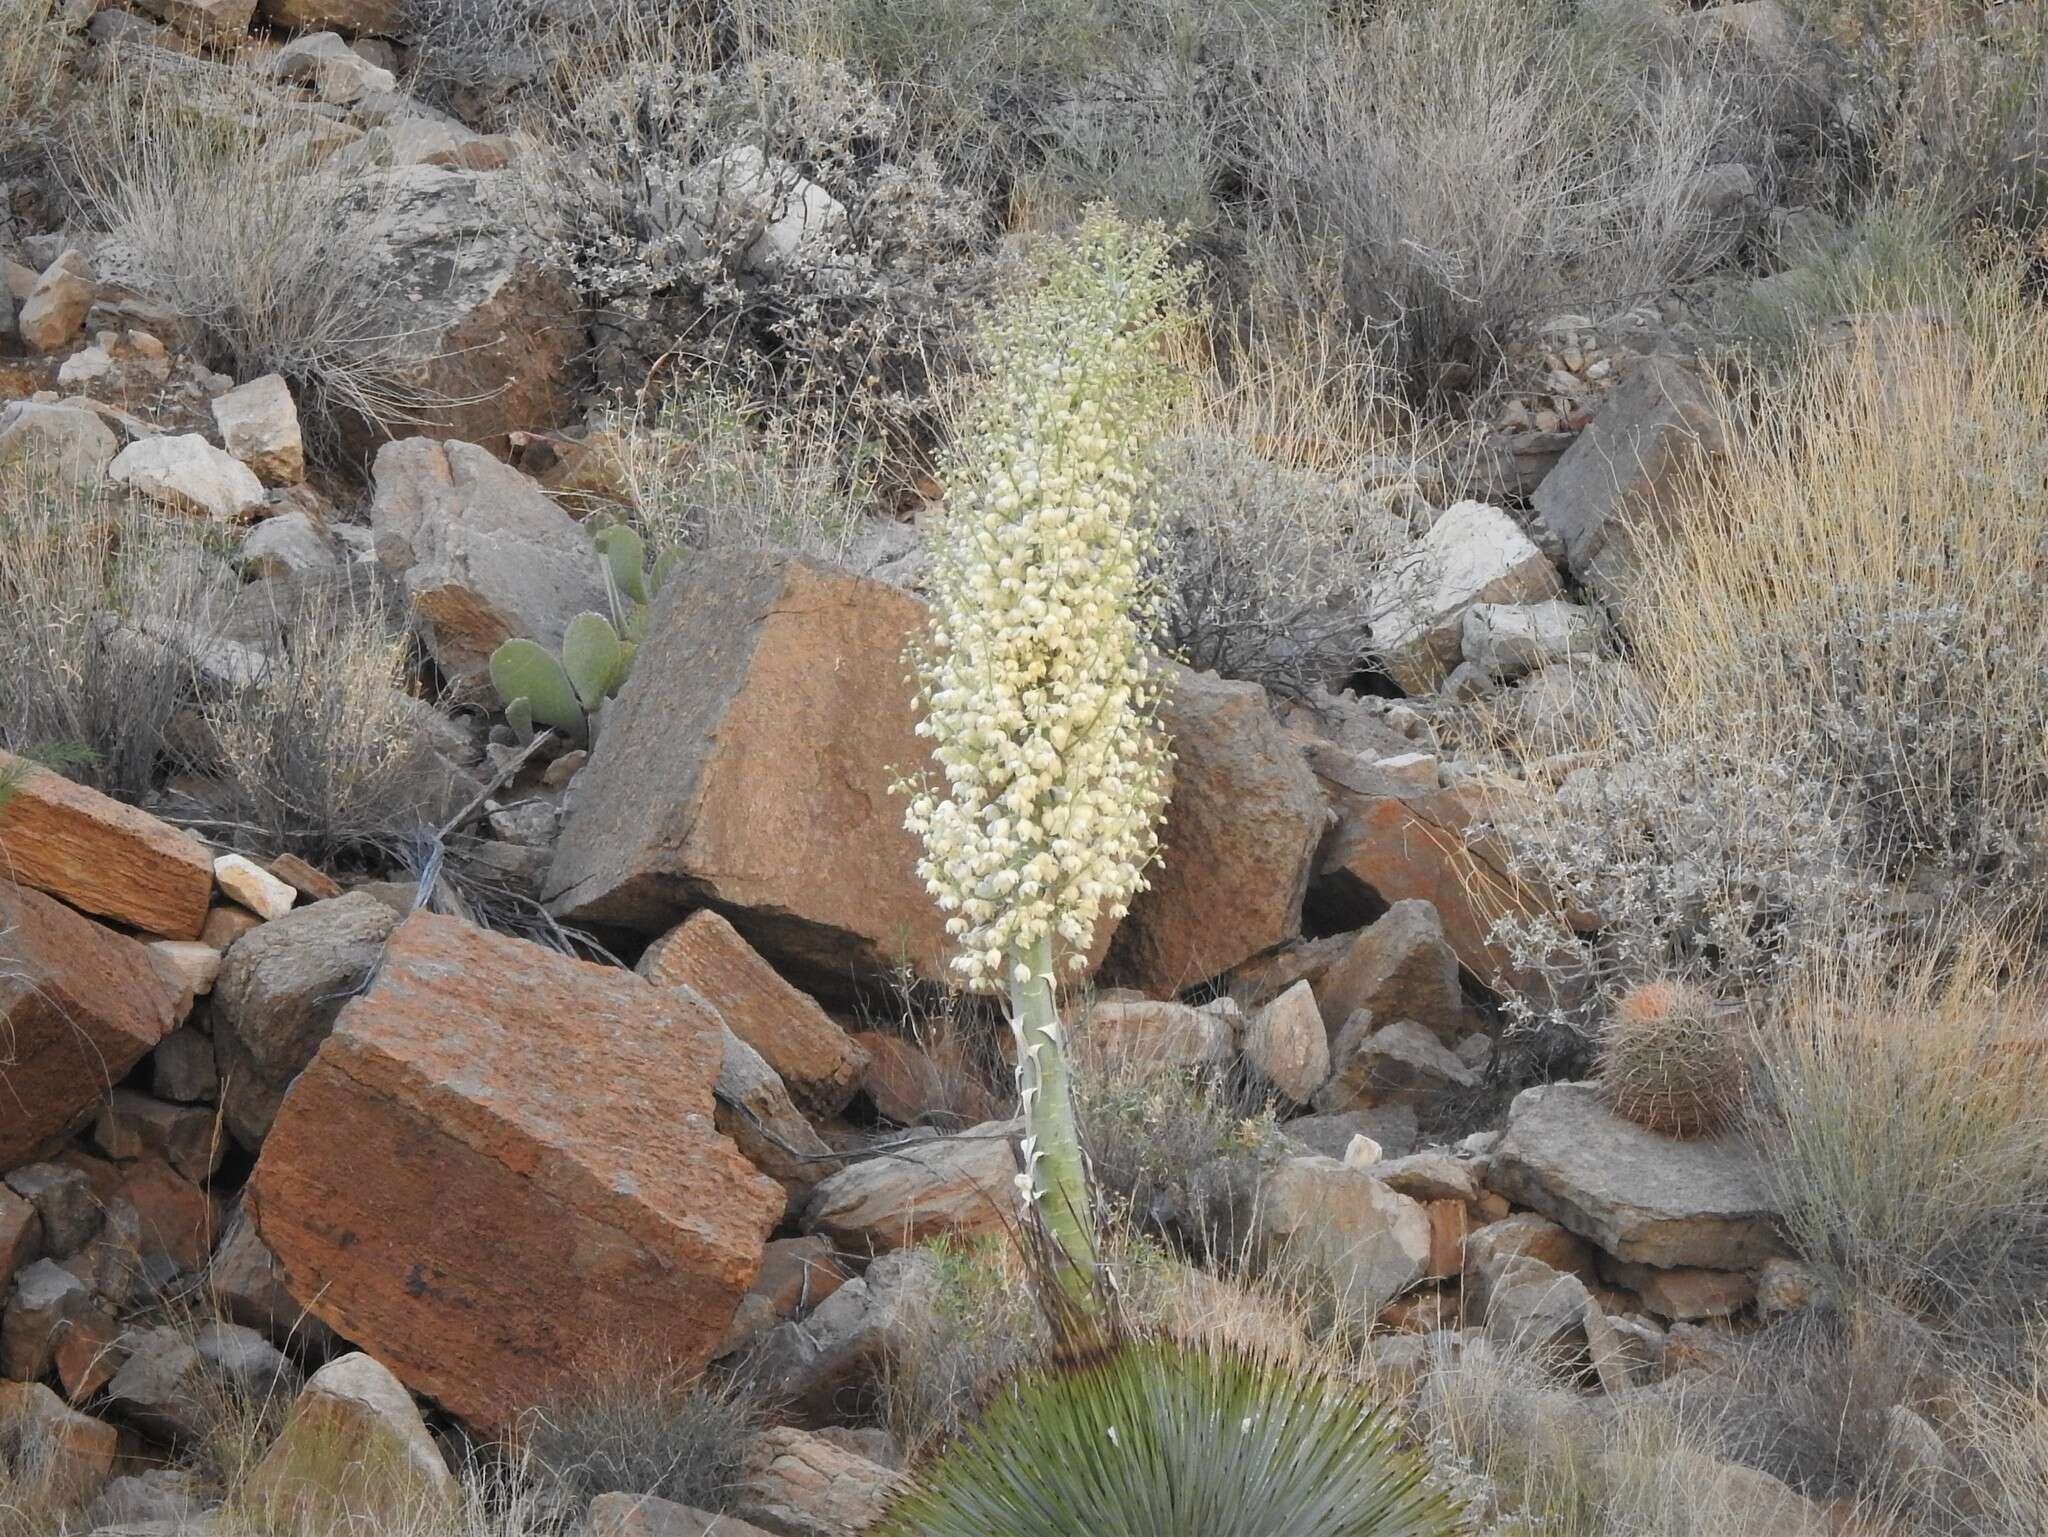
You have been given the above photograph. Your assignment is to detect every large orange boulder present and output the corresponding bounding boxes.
[0,752,214,939]
[1105,670,1325,995]
[1,884,185,1166]
[546,554,961,993]
[247,913,782,1429]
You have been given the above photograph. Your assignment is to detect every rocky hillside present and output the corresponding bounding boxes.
[3,1,2047,1535]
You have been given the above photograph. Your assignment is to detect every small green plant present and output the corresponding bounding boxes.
[487,525,683,744]
[1596,978,1747,1137]
[874,1336,1467,1537]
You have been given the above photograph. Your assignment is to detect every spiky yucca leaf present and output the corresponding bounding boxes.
[874,1337,1468,1537]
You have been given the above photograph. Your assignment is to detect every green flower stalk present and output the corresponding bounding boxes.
[903,213,1194,1313]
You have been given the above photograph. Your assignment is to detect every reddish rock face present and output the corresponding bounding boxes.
[1106,669,1325,996]
[1311,785,1556,995]
[0,752,214,939]
[248,913,783,1429]
[544,554,965,995]
[0,884,185,1166]
[641,910,867,1117]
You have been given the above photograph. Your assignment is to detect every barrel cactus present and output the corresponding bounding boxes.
[873,1336,1469,1537]
[1597,978,1746,1137]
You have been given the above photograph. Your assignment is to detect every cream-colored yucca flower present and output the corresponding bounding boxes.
[904,212,1192,991]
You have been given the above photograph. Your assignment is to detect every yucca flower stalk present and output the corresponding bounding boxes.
[902,212,1193,1314]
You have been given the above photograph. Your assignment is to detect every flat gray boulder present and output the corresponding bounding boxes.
[1487,1081,1785,1269]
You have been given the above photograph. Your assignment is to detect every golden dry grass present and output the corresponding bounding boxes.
[1636,251,2048,901]
[1748,928,2048,1325]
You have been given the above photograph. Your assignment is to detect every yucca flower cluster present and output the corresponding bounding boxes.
[904,212,1193,993]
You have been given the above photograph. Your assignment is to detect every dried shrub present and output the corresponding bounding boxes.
[1596,979,1747,1137]
[1243,0,1752,397]
[750,0,1315,219]
[0,472,230,801]
[523,1368,763,1517]
[591,388,872,562]
[547,45,991,457]
[0,0,69,171]
[1794,0,2048,233]
[1748,936,2048,1331]
[1072,1045,1277,1260]
[69,59,455,459]
[197,584,440,861]
[1485,250,2048,1033]
[1154,433,1412,703]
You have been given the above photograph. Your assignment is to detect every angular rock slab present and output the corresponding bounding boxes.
[641,909,866,1117]
[547,553,963,992]
[1105,668,1324,995]
[0,750,215,938]
[1,885,184,1166]
[369,437,607,687]
[334,165,577,464]
[1253,1155,1430,1322]
[803,1121,1018,1254]
[248,912,782,1428]
[1488,1081,1785,1269]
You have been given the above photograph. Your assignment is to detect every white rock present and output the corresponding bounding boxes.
[1342,1134,1384,1169]
[274,32,398,106]
[241,510,338,579]
[692,146,847,274]
[148,940,224,999]
[111,435,267,522]
[213,854,297,921]
[1461,600,1601,682]
[212,374,305,486]
[57,344,116,388]
[1369,501,1561,691]
[0,400,119,487]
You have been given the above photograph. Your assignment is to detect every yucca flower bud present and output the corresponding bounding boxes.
[899,211,1194,1310]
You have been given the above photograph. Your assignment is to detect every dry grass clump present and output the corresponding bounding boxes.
[69,59,452,459]
[1637,252,2048,921]
[1950,1326,2048,1537]
[1747,935,2048,1331]
[0,0,69,168]
[1595,979,1747,1138]
[0,1417,79,1537]
[882,1230,1341,1464]
[1244,0,1749,399]
[0,472,231,801]
[1485,248,2048,1034]
[1071,1043,1277,1260]
[589,388,872,563]
[197,583,440,861]
[520,1367,762,1518]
